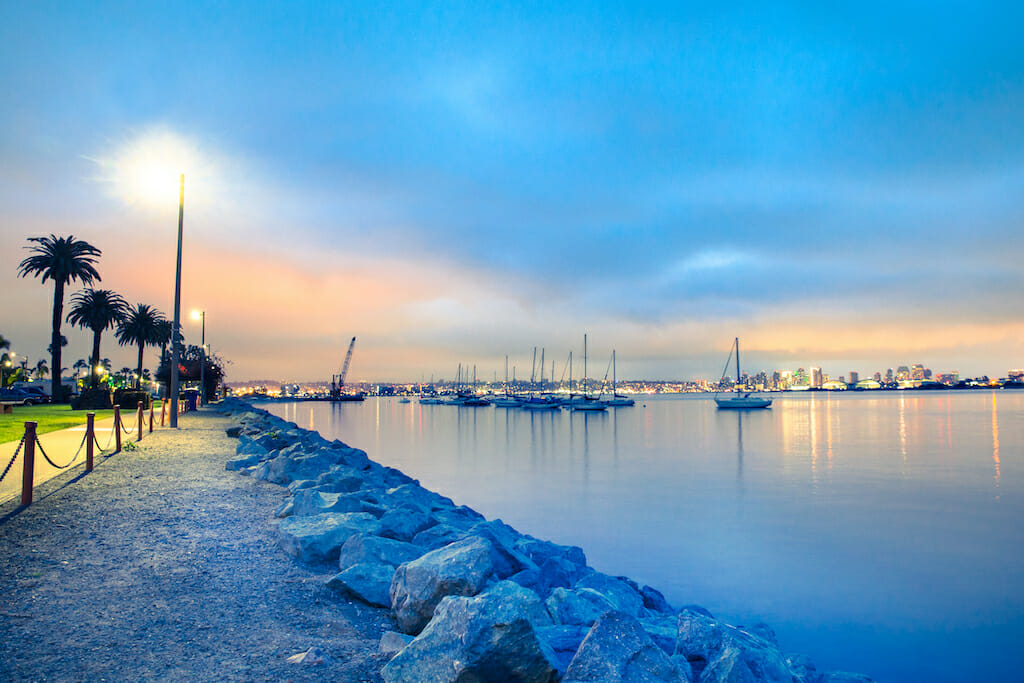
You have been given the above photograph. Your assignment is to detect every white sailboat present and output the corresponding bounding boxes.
[603,350,635,406]
[714,338,772,410]
[570,334,606,411]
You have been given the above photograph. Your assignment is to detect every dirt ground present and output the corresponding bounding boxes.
[0,410,391,682]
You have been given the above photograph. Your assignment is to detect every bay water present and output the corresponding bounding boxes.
[267,392,1024,682]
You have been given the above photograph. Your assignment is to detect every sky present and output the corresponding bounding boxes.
[2,1,1023,383]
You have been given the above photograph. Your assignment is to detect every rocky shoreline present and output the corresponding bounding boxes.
[221,397,875,683]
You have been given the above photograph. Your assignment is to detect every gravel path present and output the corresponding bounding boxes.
[0,409,390,682]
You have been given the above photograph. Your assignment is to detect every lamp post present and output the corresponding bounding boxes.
[192,309,205,406]
[170,173,184,428]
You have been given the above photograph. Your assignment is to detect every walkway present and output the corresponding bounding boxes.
[0,410,388,681]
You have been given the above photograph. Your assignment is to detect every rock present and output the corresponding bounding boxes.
[516,536,588,568]
[381,581,558,683]
[289,490,368,517]
[676,609,794,683]
[537,624,590,674]
[786,653,818,682]
[380,630,415,656]
[700,639,794,683]
[225,426,242,437]
[575,572,646,617]
[675,608,727,676]
[641,585,674,614]
[378,507,436,542]
[276,512,379,563]
[259,445,351,486]
[563,611,688,682]
[225,453,264,471]
[338,533,424,570]
[326,562,396,607]
[546,587,617,627]
[746,621,778,647]
[286,646,333,665]
[235,434,270,457]
[411,524,463,550]
[640,614,679,655]
[390,534,527,634]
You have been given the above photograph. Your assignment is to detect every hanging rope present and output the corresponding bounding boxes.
[34,432,86,470]
[0,436,25,483]
[96,420,117,452]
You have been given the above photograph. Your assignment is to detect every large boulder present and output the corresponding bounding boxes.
[546,587,617,627]
[258,445,352,486]
[390,534,531,634]
[574,572,646,617]
[326,562,396,607]
[563,611,688,682]
[675,609,795,683]
[339,533,424,570]
[378,507,436,542]
[381,581,559,683]
[276,512,379,563]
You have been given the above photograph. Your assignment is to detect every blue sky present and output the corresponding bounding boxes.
[2,1,1022,382]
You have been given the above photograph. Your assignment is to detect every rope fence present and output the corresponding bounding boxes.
[8,399,173,507]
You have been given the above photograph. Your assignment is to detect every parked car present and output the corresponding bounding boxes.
[0,387,52,405]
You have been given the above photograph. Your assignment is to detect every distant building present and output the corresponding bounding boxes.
[849,371,860,384]
[874,372,882,382]
[911,364,925,381]
[810,367,823,389]
[897,366,910,381]
[886,368,894,383]
[1009,369,1024,381]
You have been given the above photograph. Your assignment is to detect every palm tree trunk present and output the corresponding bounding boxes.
[91,330,102,389]
[136,342,145,390]
[51,280,64,401]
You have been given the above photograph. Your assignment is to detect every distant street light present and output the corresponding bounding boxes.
[170,174,184,428]
[192,309,206,406]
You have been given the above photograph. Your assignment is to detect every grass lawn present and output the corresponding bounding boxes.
[0,404,163,443]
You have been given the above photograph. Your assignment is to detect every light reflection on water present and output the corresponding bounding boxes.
[268,392,1024,683]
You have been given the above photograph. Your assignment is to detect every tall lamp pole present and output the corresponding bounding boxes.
[170,174,184,428]
[193,310,206,406]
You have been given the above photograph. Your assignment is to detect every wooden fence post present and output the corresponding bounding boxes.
[114,405,122,453]
[149,401,154,433]
[21,421,37,506]
[137,401,144,441]
[86,412,95,472]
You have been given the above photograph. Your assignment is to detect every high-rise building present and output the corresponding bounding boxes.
[897,366,911,381]
[886,368,894,383]
[911,364,925,381]
[849,371,860,384]
[811,367,823,389]
[874,372,882,382]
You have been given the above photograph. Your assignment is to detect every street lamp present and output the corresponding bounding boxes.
[192,309,205,406]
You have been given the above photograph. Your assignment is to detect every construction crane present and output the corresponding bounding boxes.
[330,337,365,401]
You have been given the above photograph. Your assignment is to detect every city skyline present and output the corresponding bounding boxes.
[2,3,1023,383]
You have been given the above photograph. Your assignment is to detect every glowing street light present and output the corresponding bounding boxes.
[191,309,206,406]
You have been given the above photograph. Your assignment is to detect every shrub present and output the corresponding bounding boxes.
[73,387,112,410]
[113,389,151,410]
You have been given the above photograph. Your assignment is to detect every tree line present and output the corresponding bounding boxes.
[11,234,188,403]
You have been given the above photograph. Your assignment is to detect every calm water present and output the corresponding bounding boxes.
[267,392,1024,682]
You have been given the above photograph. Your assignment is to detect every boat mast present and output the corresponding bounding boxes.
[734,337,740,393]
[613,349,617,392]
[583,333,588,395]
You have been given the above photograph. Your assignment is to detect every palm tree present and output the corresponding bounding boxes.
[34,358,49,380]
[116,304,167,389]
[0,334,9,352]
[66,289,127,389]
[17,235,102,400]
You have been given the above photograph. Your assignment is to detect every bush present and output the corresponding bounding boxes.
[73,387,112,410]
[113,389,151,410]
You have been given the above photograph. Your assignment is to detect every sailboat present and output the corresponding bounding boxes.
[603,350,635,406]
[714,338,772,410]
[570,334,606,411]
